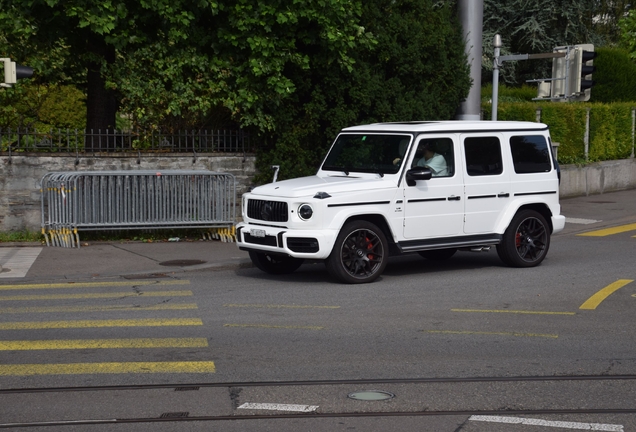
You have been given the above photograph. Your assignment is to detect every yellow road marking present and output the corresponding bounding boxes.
[421,330,558,339]
[577,223,636,237]
[0,361,216,376]
[0,338,208,350]
[580,279,634,310]
[0,290,193,301]
[0,318,203,330]
[451,309,575,315]
[0,303,198,314]
[0,280,190,291]
[224,304,340,309]
[224,324,324,330]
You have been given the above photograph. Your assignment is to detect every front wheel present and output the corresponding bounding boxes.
[326,220,388,284]
[249,251,304,275]
[497,210,550,267]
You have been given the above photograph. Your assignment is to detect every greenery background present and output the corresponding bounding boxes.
[2,0,636,183]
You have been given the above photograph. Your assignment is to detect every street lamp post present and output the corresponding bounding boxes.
[492,34,502,121]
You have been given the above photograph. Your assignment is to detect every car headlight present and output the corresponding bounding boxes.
[298,204,313,220]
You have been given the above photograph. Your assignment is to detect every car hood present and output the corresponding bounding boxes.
[250,175,396,198]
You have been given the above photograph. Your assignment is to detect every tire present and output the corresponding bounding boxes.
[418,248,457,260]
[249,251,304,275]
[326,220,388,284]
[497,210,550,267]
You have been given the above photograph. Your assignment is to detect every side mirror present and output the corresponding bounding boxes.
[406,167,432,186]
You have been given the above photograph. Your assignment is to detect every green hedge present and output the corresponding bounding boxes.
[483,102,635,164]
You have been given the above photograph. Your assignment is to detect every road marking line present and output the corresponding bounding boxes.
[451,309,575,315]
[0,290,193,301]
[421,330,558,339]
[224,304,340,309]
[577,223,636,237]
[238,403,319,412]
[224,324,324,330]
[0,338,208,350]
[0,248,43,278]
[0,303,198,314]
[580,279,634,310]
[0,318,203,330]
[469,415,623,431]
[0,361,216,376]
[0,280,190,291]
[566,217,601,224]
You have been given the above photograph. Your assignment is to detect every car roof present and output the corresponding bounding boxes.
[341,120,548,133]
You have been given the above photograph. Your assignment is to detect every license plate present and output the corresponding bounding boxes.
[250,229,266,238]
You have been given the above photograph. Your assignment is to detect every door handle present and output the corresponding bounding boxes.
[497,193,510,198]
[448,196,461,201]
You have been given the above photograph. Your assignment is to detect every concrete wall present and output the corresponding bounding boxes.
[0,153,256,232]
[0,153,634,232]
[559,158,636,198]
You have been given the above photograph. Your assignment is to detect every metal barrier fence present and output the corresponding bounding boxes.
[41,171,236,247]
[1,128,251,153]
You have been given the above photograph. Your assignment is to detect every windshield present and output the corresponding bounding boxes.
[321,133,412,175]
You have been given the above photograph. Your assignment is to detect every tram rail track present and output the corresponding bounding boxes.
[1,374,636,428]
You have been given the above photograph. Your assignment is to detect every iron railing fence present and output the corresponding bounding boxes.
[0,128,251,154]
[41,170,236,247]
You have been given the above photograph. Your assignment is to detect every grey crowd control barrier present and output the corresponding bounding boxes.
[40,171,237,247]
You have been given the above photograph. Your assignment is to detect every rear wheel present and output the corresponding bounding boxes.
[418,248,457,260]
[249,251,304,275]
[326,220,388,284]
[497,210,550,267]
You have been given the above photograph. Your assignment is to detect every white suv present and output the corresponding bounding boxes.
[236,121,565,284]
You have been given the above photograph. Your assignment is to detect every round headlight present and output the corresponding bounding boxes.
[298,204,313,220]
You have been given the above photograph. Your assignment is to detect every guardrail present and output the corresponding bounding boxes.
[41,171,236,247]
[1,128,250,153]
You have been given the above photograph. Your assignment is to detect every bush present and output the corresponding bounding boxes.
[482,84,538,103]
[0,84,86,130]
[590,47,636,103]
[486,101,636,164]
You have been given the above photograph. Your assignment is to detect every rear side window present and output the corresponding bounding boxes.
[510,135,552,174]
[464,136,503,176]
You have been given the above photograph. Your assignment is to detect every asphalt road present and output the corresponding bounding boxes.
[0,190,635,431]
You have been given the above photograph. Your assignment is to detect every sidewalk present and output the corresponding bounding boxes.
[1,240,252,281]
[0,188,635,281]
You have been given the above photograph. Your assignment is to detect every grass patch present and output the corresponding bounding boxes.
[0,231,45,243]
[0,229,220,244]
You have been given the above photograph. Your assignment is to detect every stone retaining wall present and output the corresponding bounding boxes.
[0,153,256,232]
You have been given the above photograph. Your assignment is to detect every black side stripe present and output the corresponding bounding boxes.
[408,198,447,203]
[328,201,391,208]
[467,195,497,200]
[514,191,557,196]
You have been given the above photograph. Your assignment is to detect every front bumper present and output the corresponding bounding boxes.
[552,214,566,233]
[236,222,337,260]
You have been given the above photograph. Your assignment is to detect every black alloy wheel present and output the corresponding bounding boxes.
[326,220,388,284]
[497,209,550,267]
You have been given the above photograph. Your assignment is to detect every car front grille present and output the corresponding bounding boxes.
[247,199,288,222]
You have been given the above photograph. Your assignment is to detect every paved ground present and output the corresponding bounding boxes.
[0,188,635,281]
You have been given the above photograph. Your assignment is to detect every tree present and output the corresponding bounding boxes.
[0,0,372,138]
[481,0,618,86]
[256,0,471,182]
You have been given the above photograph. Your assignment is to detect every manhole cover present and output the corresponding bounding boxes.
[159,260,206,267]
[347,390,395,401]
